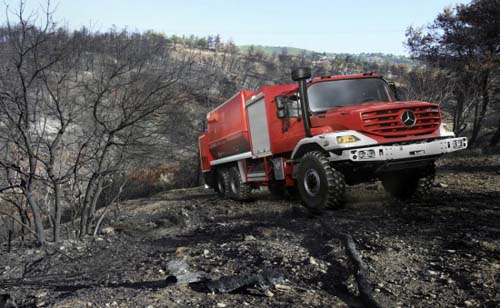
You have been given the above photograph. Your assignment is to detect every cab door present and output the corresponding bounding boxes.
[271,96,307,154]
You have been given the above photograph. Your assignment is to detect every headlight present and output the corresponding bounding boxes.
[336,135,360,144]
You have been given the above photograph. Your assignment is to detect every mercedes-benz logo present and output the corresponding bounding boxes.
[401,110,416,127]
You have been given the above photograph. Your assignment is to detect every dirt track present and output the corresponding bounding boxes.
[1,152,499,307]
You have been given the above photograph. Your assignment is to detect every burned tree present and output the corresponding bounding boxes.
[406,0,500,145]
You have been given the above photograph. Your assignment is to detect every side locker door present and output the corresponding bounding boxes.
[246,94,271,158]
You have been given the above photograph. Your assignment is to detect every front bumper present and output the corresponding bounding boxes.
[337,137,468,162]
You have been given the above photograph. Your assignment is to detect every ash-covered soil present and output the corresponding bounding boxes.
[1,153,499,308]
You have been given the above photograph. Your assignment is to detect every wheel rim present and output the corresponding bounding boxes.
[304,169,321,197]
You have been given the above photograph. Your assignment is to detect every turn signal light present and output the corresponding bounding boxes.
[336,135,360,144]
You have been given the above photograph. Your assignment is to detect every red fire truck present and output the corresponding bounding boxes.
[198,68,467,210]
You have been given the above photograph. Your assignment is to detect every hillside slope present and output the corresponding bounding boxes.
[1,153,499,307]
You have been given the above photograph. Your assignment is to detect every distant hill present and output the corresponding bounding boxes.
[239,45,414,65]
[239,45,316,57]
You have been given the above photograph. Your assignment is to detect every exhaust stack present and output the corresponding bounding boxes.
[291,67,312,137]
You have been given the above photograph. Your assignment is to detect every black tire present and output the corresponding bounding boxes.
[297,151,346,211]
[228,167,252,201]
[215,168,230,198]
[381,165,435,202]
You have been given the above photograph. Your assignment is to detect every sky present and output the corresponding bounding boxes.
[1,0,472,55]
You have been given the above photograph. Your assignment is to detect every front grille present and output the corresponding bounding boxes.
[361,106,441,138]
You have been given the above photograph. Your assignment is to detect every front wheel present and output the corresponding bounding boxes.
[297,151,346,211]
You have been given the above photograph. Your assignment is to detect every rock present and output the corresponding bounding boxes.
[216,303,227,308]
[257,227,273,238]
[275,284,291,291]
[145,221,157,228]
[35,291,48,299]
[101,227,115,235]
[263,289,274,297]
[203,249,210,257]
[308,256,318,266]
[166,259,207,284]
[175,246,189,257]
[434,182,448,188]
[244,235,256,241]
[464,300,474,307]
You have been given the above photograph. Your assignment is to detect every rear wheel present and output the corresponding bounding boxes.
[228,167,252,201]
[215,168,230,198]
[381,165,435,202]
[297,151,346,211]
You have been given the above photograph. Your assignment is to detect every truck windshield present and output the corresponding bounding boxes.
[307,78,393,112]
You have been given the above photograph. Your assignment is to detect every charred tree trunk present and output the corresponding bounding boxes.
[53,183,63,242]
[469,70,490,146]
[7,230,12,252]
[86,177,103,233]
[453,92,465,135]
[79,175,96,238]
[319,218,382,308]
[23,188,45,245]
[489,115,500,146]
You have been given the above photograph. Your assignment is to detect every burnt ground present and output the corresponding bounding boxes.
[1,152,499,308]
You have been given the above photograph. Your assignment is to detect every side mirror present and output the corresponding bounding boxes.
[275,95,302,119]
[287,99,300,118]
[275,96,287,118]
